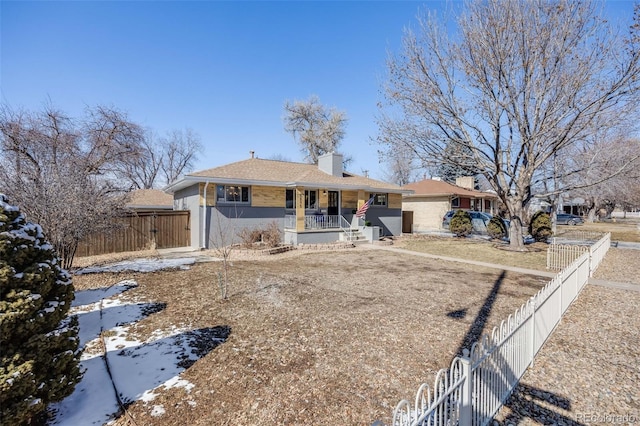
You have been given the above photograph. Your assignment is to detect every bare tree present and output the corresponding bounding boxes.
[0,104,144,268]
[377,0,640,248]
[160,128,202,185]
[283,95,348,164]
[114,130,163,190]
[207,206,244,301]
[268,153,292,162]
[561,136,640,222]
[117,127,202,189]
[379,142,422,185]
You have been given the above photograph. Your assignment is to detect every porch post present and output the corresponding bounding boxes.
[357,190,366,209]
[296,187,305,232]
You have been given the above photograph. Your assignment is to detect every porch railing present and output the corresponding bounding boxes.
[284,214,296,229]
[339,215,358,242]
[284,214,343,231]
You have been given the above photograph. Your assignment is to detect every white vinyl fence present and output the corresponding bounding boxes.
[389,233,611,426]
[547,244,589,270]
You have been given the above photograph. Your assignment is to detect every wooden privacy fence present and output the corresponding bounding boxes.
[76,210,190,257]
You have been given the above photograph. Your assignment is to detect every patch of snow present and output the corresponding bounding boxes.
[48,279,230,425]
[75,258,197,275]
[72,280,137,308]
[150,405,165,417]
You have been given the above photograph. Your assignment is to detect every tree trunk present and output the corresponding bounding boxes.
[585,196,598,223]
[505,197,526,250]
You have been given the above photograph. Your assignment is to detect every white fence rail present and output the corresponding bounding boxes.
[547,232,611,273]
[546,244,589,270]
[389,233,610,426]
[553,230,604,242]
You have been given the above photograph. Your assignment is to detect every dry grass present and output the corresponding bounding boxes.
[562,218,640,243]
[71,249,161,268]
[72,247,549,426]
[593,247,640,285]
[394,236,549,271]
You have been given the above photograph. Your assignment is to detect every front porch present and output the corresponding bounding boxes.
[283,214,372,245]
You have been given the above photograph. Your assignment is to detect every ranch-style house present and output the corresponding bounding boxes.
[164,152,410,248]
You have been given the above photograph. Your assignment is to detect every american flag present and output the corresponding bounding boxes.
[355,196,375,218]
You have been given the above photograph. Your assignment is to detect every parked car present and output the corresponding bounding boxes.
[442,210,492,230]
[556,213,584,226]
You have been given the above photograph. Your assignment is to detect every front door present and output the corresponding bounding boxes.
[328,191,339,216]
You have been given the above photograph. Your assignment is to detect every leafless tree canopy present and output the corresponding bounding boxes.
[378,0,640,247]
[116,127,202,190]
[283,95,348,164]
[0,105,144,268]
[379,142,421,186]
[559,136,640,221]
[0,103,203,265]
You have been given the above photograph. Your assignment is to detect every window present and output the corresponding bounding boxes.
[451,197,460,208]
[371,193,387,206]
[217,185,249,203]
[286,189,294,209]
[305,190,318,209]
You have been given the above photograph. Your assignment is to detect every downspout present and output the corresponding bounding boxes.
[202,182,209,249]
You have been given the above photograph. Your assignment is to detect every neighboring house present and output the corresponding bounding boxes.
[164,152,409,248]
[401,177,499,233]
[125,189,174,212]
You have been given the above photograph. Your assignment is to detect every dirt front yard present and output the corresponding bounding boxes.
[71,246,549,425]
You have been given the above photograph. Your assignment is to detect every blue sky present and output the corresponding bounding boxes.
[1,1,635,181]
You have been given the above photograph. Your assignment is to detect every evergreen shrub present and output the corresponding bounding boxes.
[0,195,81,425]
[449,210,473,237]
[529,211,552,242]
[487,216,508,240]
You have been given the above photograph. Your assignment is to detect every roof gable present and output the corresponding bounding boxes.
[126,189,174,209]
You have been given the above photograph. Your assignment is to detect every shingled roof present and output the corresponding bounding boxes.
[166,158,407,193]
[402,179,497,199]
[126,189,174,209]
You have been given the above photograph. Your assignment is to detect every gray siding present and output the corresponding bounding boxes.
[284,230,343,245]
[174,185,202,249]
[205,206,285,249]
[344,208,402,237]
[172,183,403,248]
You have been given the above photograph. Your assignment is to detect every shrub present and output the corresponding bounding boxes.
[529,211,552,242]
[449,210,473,237]
[262,221,282,248]
[238,227,263,248]
[0,195,81,425]
[487,216,508,240]
[237,221,282,248]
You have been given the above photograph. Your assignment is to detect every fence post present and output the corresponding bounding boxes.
[459,350,472,426]
[530,298,536,367]
[559,271,563,317]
